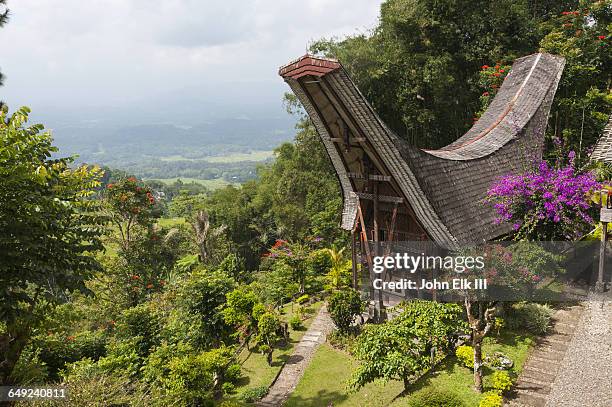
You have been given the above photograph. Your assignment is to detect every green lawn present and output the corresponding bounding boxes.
[285,330,535,407]
[159,150,274,163]
[156,217,187,228]
[227,301,323,402]
[147,177,237,190]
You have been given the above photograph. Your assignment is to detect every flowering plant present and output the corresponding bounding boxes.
[486,152,600,240]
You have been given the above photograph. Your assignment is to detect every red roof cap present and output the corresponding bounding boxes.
[279,54,341,79]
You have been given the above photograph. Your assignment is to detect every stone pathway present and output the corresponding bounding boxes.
[543,292,612,407]
[506,303,585,407]
[257,305,334,407]
[507,292,612,407]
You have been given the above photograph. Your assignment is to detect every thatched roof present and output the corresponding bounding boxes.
[591,115,612,163]
[280,53,565,248]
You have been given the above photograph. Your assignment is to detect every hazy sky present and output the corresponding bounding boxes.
[0,1,380,125]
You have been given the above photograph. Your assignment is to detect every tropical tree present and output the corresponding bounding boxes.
[324,247,352,290]
[349,300,465,393]
[0,106,105,385]
[327,289,364,334]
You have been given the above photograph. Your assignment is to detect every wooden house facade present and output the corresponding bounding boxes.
[279,53,566,313]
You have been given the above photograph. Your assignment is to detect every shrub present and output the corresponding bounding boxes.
[295,294,310,305]
[507,303,553,335]
[33,330,107,381]
[327,330,357,350]
[456,345,474,369]
[289,315,303,330]
[222,382,236,394]
[327,289,364,334]
[490,370,513,394]
[408,387,465,407]
[218,401,242,407]
[240,386,268,402]
[479,391,503,407]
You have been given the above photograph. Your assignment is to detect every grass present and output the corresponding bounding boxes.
[159,150,274,163]
[227,301,323,402]
[156,217,187,228]
[147,177,237,190]
[285,329,535,407]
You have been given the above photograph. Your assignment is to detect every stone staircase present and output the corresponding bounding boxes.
[505,304,584,407]
[257,305,333,407]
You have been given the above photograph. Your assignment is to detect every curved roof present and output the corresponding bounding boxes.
[280,53,565,248]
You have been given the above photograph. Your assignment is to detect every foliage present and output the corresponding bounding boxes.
[479,391,504,407]
[506,302,553,335]
[240,385,269,403]
[327,330,358,351]
[476,64,511,117]
[539,1,611,155]
[222,285,263,342]
[490,370,513,394]
[456,345,478,369]
[22,371,156,407]
[0,106,105,384]
[310,0,558,148]
[104,176,161,249]
[407,387,465,407]
[256,311,281,365]
[32,330,107,381]
[327,290,364,334]
[295,294,310,305]
[288,315,303,331]
[487,152,599,239]
[324,247,352,290]
[349,300,465,392]
[168,269,235,349]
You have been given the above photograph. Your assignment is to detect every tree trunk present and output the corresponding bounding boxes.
[266,350,273,366]
[473,335,484,392]
[0,329,29,386]
[403,375,410,393]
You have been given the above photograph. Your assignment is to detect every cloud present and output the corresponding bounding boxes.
[0,0,380,123]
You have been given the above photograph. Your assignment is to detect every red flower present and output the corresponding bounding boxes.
[482,92,489,96]
[493,73,500,77]
[131,275,140,280]
[146,283,154,289]
[598,35,606,40]
[561,11,569,15]
[146,192,155,204]
[107,183,114,189]
[499,69,504,73]
[481,65,489,69]
[127,177,137,182]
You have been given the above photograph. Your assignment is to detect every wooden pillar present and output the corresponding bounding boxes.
[351,230,358,290]
[373,181,385,321]
[596,221,608,292]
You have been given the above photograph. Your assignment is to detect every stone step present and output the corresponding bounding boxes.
[523,359,560,375]
[530,348,565,362]
[512,389,547,407]
[520,367,556,384]
[515,378,552,394]
[536,339,569,352]
[540,333,572,345]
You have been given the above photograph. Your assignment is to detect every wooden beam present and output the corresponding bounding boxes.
[356,192,403,204]
[347,172,391,181]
